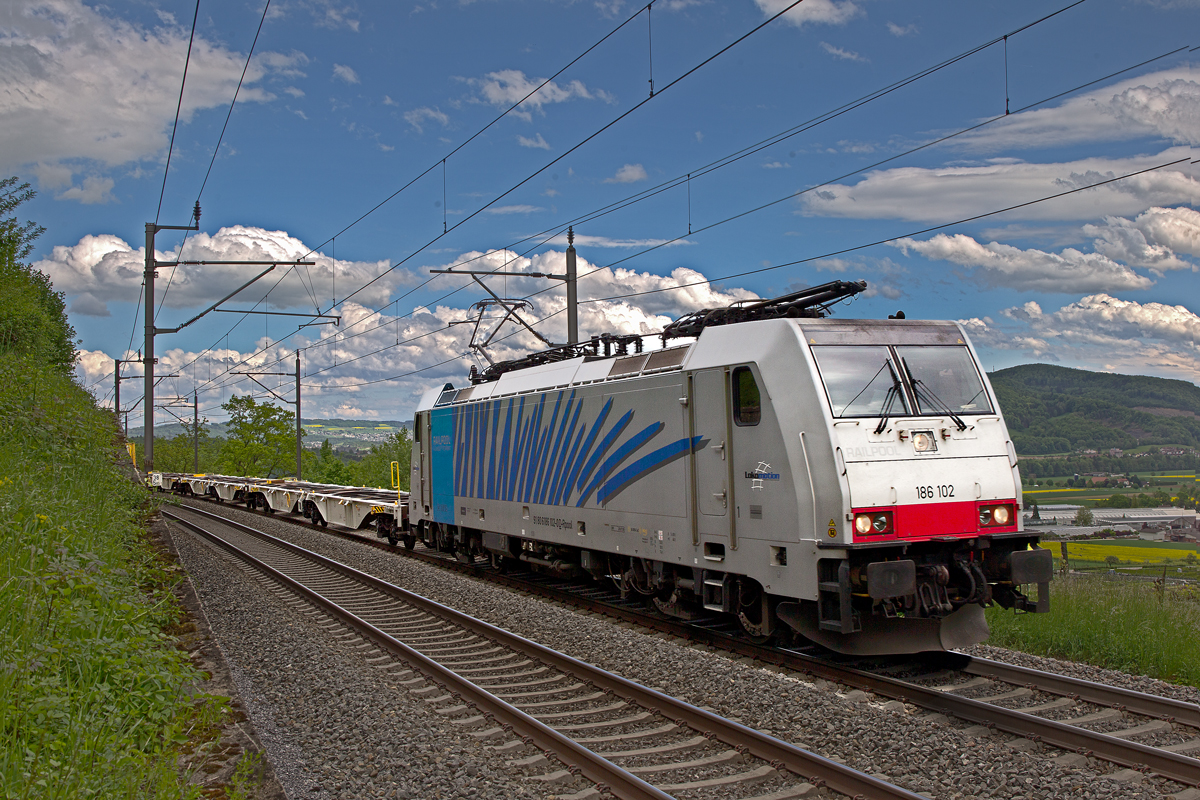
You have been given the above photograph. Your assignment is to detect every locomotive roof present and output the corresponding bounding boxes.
[416,315,973,413]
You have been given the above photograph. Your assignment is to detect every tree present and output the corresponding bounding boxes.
[311,439,354,485]
[352,428,413,490]
[1073,506,1095,526]
[1105,555,1120,567]
[0,177,76,373]
[154,418,221,474]
[219,395,300,477]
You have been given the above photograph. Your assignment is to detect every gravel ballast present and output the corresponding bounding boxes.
[173,500,1198,800]
[168,515,583,800]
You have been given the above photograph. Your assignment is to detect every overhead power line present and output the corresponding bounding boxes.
[204,36,1184,393]
[155,0,201,225]
[174,0,812,395]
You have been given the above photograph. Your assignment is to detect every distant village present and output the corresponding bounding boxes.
[1027,505,1199,542]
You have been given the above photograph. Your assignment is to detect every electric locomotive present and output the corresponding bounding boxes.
[407,280,1051,654]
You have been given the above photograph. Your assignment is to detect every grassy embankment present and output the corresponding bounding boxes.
[985,574,1200,687]
[0,354,226,798]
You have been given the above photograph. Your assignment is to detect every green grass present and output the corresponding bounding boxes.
[0,355,214,799]
[986,575,1200,686]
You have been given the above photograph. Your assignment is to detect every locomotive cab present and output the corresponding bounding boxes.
[775,318,1051,654]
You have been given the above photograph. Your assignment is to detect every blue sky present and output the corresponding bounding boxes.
[4,0,1199,424]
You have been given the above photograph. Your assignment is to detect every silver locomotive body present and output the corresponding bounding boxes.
[408,316,1050,654]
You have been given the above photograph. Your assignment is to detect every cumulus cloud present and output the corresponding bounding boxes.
[0,0,293,172]
[466,69,611,120]
[484,205,544,215]
[887,22,917,36]
[75,252,761,418]
[35,225,419,317]
[820,42,865,62]
[958,67,1200,151]
[403,106,449,133]
[518,133,551,150]
[892,233,1153,293]
[544,233,693,249]
[1084,206,1200,271]
[55,175,116,204]
[332,63,359,84]
[604,163,648,184]
[966,294,1200,379]
[754,0,860,26]
[802,148,1200,222]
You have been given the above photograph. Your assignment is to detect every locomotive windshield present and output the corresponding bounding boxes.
[813,344,991,419]
[896,346,993,415]
[811,346,910,417]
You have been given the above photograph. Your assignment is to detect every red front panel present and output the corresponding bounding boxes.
[896,500,979,538]
[852,500,1018,543]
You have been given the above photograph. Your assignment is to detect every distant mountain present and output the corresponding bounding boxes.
[988,364,1200,455]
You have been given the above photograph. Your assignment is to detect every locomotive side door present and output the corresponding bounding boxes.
[691,368,734,541]
[419,412,432,513]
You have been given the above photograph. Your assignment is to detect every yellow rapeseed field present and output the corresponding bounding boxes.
[1060,542,1197,564]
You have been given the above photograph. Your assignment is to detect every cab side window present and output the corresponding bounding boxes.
[733,367,760,426]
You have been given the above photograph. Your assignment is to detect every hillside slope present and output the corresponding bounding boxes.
[988,364,1200,455]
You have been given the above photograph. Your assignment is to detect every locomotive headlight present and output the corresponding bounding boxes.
[854,511,893,536]
[978,504,1014,527]
[911,431,936,452]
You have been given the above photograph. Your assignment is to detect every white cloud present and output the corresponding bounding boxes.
[1083,206,1200,271]
[403,106,449,133]
[891,233,1154,293]
[35,225,419,317]
[544,233,693,249]
[887,22,917,36]
[0,0,289,172]
[967,294,1200,379]
[518,133,551,150]
[754,0,860,27]
[382,95,397,106]
[604,163,648,184]
[484,205,544,215]
[802,148,1200,222]
[820,42,865,62]
[284,86,305,98]
[56,175,116,204]
[74,252,761,417]
[958,67,1200,151]
[332,63,359,84]
[466,69,611,120]
[762,161,790,169]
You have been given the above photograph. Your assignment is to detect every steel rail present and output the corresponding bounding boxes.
[165,505,928,800]
[783,656,1200,786]
[961,657,1200,728]
[164,508,673,800]
[171,496,1200,786]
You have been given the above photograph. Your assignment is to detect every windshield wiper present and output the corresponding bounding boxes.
[874,359,904,434]
[901,357,967,431]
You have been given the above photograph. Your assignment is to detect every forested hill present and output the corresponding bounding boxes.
[988,364,1200,455]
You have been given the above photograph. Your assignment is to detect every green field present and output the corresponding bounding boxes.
[987,575,1200,686]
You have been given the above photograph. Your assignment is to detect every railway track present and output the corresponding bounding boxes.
[163,504,927,800]
[170,495,1200,793]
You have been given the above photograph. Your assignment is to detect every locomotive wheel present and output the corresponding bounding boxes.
[403,534,416,550]
[735,578,776,644]
[386,536,398,547]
